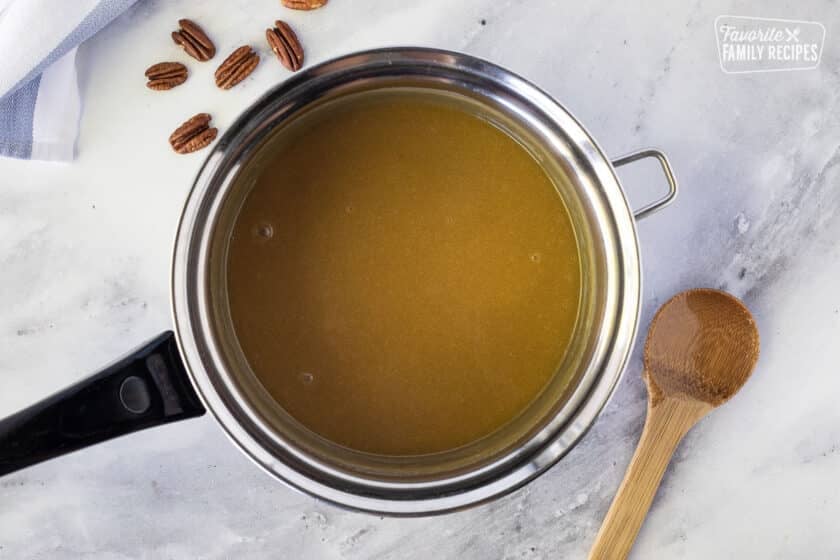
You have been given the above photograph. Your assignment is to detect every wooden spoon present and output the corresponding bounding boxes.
[589,288,760,560]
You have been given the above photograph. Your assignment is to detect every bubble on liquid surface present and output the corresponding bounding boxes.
[345,204,354,214]
[299,371,315,385]
[254,222,274,240]
[530,252,542,263]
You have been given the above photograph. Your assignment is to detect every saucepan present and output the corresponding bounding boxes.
[0,47,677,515]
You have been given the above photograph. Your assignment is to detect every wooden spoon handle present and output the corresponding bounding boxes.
[588,397,710,560]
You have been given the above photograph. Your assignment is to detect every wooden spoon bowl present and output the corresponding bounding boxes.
[644,288,760,407]
[589,289,760,559]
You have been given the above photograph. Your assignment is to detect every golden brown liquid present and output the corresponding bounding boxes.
[227,91,580,455]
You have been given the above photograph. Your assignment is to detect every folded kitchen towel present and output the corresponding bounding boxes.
[0,0,140,161]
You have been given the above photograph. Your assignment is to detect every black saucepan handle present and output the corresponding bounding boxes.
[0,331,205,477]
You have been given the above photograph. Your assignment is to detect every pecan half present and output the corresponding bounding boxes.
[172,19,215,61]
[281,0,328,10]
[145,62,188,90]
[266,21,304,72]
[215,45,260,89]
[169,113,218,154]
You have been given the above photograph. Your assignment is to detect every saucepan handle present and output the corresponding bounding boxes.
[611,148,679,220]
[0,331,205,477]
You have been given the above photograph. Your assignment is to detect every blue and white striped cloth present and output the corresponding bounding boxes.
[0,0,139,161]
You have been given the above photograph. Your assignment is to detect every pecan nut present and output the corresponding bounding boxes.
[266,21,304,72]
[169,113,218,154]
[172,19,215,61]
[281,0,328,10]
[215,46,260,89]
[145,62,188,90]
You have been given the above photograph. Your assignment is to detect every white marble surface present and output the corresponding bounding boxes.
[2,0,839,558]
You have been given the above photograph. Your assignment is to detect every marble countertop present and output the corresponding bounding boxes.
[2,0,839,558]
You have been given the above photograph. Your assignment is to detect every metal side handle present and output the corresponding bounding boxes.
[611,148,679,220]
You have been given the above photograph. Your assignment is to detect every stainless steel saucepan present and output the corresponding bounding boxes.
[0,48,677,515]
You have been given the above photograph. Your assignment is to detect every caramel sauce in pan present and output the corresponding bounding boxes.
[226,91,581,455]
